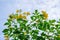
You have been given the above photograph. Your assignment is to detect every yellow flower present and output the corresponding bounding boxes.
[4,35,8,37]
[15,14,27,19]
[16,10,19,13]
[22,15,27,19]
[24,32,27,35]
[42,10,48,19]
[27,12,30,15]
[4,35,9,40]
[23,12,30,16]
[18,14,23,19]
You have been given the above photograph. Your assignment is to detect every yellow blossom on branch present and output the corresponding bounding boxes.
[15,14,23,19]
[18,14,23,19]
[16,10,20,13]
[15,13,27,19]
[23,12,30,16]
[22,15,27,19]
[4,35,9,40]
[42,10,48,19]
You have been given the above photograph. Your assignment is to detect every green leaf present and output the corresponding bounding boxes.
[23,20,27,24]
[15,14,18,16]
[2,29,9,33]
[39,14,44,19]
[24,35,29,40]
[37,21,43,30]
[18,33,24,39]
[32,33,37,39]
[43,21,50,30]
[57,30,60,34]
[9,14,14,19]
[32,23,36,26]
[49,19,56,24]
[7,19,12,22]
[2,29,9,35]
[20,24,25,27]
[31,16,36,21]
[41,32,46,36]
[36,36,45,40]
[13,25,17,28]
[17,18,27,24]
[35,10,38,13]
[13,29,20,34]
[32,30,39,34]
[9,27,14,33]
[33,10,39,15]
[54,36,60,40]
[4,22,10,25]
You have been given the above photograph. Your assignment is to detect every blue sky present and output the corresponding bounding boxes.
[0,0,60,40]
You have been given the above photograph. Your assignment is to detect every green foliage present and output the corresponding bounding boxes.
[3,10,60,40]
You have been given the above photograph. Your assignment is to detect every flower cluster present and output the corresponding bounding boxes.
[9,10,30,20]
[42,10,48,19]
